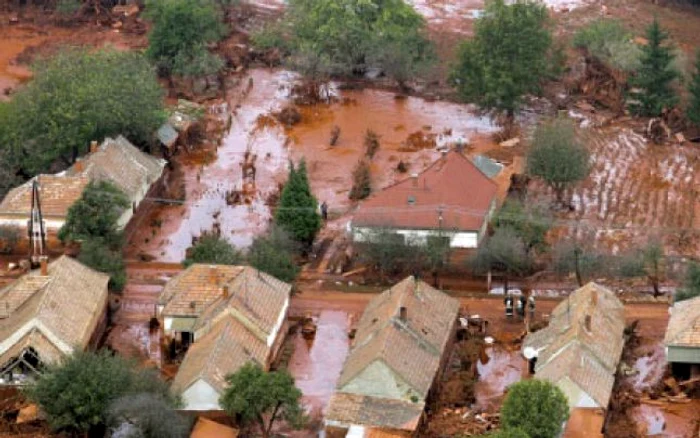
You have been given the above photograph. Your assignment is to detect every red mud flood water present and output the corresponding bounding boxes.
[128,68,497,262]
[473,345,525,412]
[287,310,351,415]
[632,401,700,437]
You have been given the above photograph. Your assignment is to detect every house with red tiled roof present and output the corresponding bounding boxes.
[158,264,291,411]
[350,150,498,249]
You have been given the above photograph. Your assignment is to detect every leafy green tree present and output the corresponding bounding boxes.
[617,239,667,297]
[275,160,321,248]
[628,19,679,116]
[220,363,304,438]
[470,227,533,295]
[145,0,227,76]
[58,181,129,245]
[689,50,700,126]
[2,49,164,176]
[526,117,590,205]
[676,262,700,302]
[421,231,453,287]
[358,227,411,280]
[451,0,552,118]
[248,227,299,283]
[285,0,433,85]
[79,239,127,292]
[500,379,569,438]
[25,351,176,435]
[183,234,243,267]
[107,393,192,438]
[493,200,552,254]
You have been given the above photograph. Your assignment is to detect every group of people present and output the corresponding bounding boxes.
[504,293,535,319]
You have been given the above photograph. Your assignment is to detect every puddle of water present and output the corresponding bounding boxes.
[629,344,667,392]
[631,400,700,437]
[473,346,524,412]
[287,310,351,414]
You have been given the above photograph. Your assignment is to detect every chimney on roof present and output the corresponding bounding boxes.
[209,266,218,285]
[399,306,407,322]
[73,158,84,173]
[590,289,598,307]
[411,173,419,187]
[584,314,592,332]
[39,256,48,276]
[222,284,230,299]
[90,141,98,153]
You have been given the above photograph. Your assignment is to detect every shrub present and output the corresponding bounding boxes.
[349,159,372,201]
[0,225,21,254]
[183,234,242,267]
[78,239,127,292]
[25,351,176,435]
[500,379,569,438]
[107,393,191,438]
[364,129,380,159]
[247,227,299,283]
[573,19,641,71]
[675,262,700,302]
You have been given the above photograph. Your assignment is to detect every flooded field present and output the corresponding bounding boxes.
[287,310,352,414]
[631,402,700,437]
[473,345,525,412]
[127,68,499,262]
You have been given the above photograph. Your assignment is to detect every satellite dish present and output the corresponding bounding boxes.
[523,346,538,360]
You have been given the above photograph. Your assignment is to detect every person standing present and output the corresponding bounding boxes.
[320,201,328,221]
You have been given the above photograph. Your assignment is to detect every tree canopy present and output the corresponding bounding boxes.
[25,351,176,435]
[450,0,552,116]
[183,234,243,267]
[617,239,667,297]
[689,50,700,126]
[676,262,700,302]
[107,393,191,438]
[145,0,227,77]
[58,181,129,245]
[470,226,532,293]
[526,117,590,204]
[78,238,127,292]
[628,19,679,116]
[500,379,569,438]
[1,49,164,176]
[248,227,300,283]
[492,200,552,254]
[282,0,434,85]
[219,363,304,438]
[275,160,321,248]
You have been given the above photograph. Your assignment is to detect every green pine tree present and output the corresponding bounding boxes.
[629,19,679,117]
[689,50,700,126]
[274,159,321,248]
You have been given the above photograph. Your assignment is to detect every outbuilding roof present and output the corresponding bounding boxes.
[352,150,497,232]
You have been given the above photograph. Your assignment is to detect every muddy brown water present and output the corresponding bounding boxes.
[128,69,497,262]
[473,345,525,412]
[287,310,351,415]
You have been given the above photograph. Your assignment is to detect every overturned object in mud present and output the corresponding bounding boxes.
[274,105,302,127]
[301,318,317,339]
[646,118,671,144]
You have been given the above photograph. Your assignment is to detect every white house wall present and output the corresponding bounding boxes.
[0,218,65,232]
[352,227,479,249]
[182,379,221,411]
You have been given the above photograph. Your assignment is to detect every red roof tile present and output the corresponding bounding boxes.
[352,151,497,231]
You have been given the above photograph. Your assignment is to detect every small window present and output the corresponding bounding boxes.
[407,195,416,206]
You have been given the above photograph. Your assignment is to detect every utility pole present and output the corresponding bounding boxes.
[28,179,47,265]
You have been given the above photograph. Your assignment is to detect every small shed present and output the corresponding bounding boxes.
[664,295,700,378]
